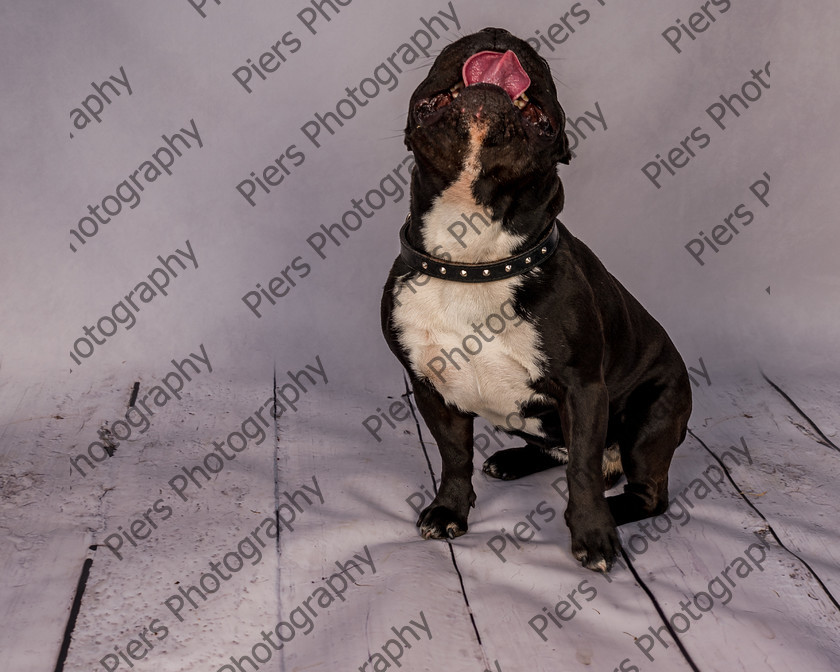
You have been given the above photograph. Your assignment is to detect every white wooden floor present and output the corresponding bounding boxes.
[2,370,839,672]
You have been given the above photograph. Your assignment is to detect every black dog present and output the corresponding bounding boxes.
[380,28,691,572]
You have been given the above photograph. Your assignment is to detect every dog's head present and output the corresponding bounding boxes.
[405,28,571,217]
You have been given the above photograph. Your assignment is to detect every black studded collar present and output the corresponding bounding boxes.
[399,217,560,283]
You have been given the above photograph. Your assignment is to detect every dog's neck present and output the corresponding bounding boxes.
[406,127,563,264]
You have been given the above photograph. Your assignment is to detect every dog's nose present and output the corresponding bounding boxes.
[451,86,516,144]
[454,85,508,114]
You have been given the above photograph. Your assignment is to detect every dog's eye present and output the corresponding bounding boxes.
[520,101,555,135]
[431,92,453,109]
[414,87,459,124]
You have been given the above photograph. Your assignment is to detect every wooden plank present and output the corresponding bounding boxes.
[5,371,840,671]
[655,377,840,670]
[268,386,489,671]
[759,373,840,451]
[0,376,128,670]
[60,377,282,672]
[692,378,840,597]
[615,432,840,671]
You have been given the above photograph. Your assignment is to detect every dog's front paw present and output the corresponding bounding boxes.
[570,523,621,573]
[417,504,468,540]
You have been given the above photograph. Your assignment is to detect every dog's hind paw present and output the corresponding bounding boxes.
[482,445,567,480]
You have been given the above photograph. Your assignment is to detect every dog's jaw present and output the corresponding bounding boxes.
[420,122,527,264]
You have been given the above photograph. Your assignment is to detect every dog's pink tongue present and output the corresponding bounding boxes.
[462,50,530,100]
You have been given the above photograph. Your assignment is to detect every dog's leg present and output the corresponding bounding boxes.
[482,444,568,480]
[412,380,476,539]
[559,382,622,572]
[607,377,691,526]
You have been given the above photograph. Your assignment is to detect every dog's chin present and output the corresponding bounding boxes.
[407,84,559,183]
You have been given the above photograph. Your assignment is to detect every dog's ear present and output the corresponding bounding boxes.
[558,130,572,165]
[556,106,572,164]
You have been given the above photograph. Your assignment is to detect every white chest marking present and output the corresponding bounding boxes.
[393,125,547,435]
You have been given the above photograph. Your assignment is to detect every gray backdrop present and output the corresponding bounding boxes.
[2,0,838,392]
